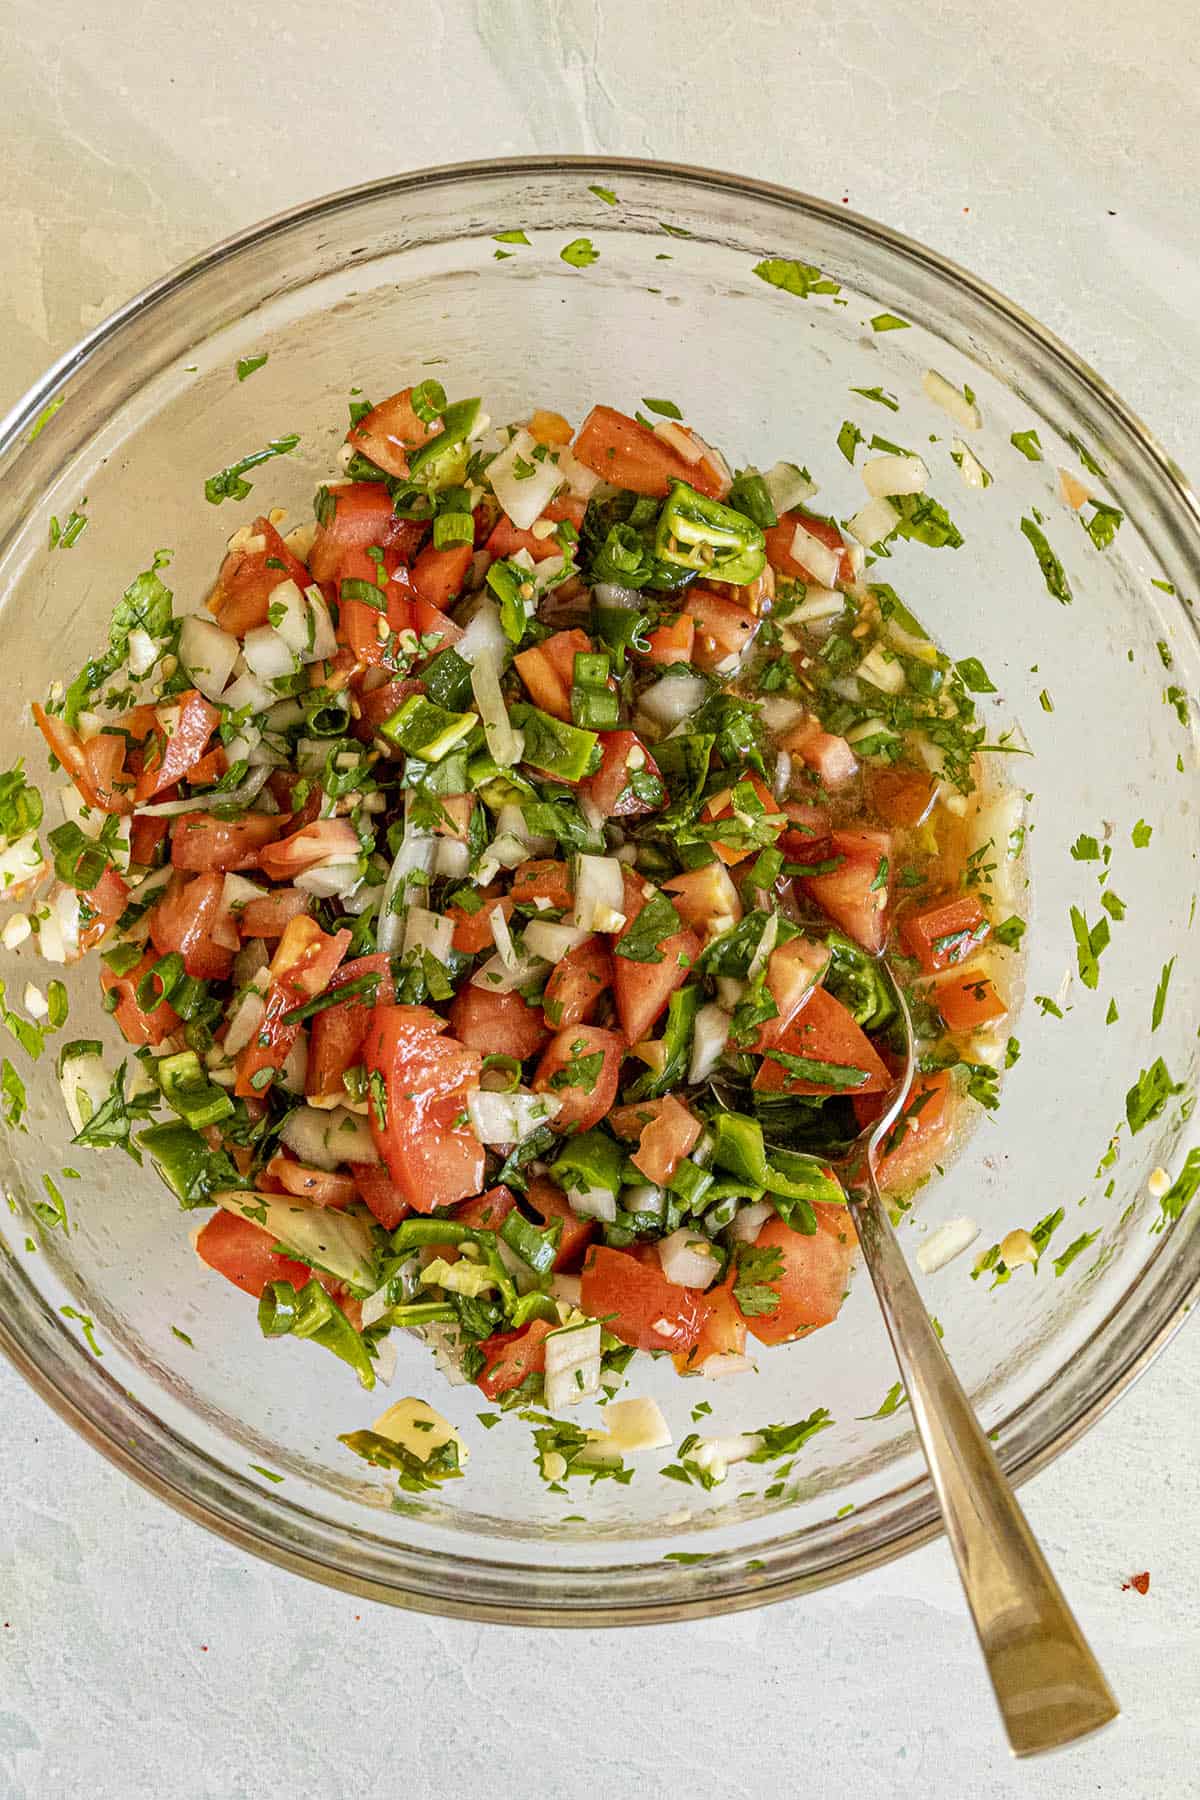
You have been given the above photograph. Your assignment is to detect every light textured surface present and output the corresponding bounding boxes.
[1,2,1198,1794]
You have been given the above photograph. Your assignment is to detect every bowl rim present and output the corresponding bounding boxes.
[2,152,1199,1625]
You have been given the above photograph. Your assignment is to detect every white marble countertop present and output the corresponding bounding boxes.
[2,2,1198,1794]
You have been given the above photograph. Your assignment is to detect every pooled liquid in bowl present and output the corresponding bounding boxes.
[14,382,1024,1494]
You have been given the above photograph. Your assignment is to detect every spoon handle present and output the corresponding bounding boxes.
[852,1179,1119,1756]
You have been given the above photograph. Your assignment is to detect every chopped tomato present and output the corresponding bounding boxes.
[485,496,585,563]
[781,717,859,790]
[663,861,743,933]
[510,859,573,913]
[208,517,313,637]
[170,811,281,872]
[129,807,171,868]
[640,613,695,666]
[524,1176,596,1271]
[235,917,351,1098]
[195,1210,320,1300]
[933,966,1007,1032]
[99,948,180,1046]
[452,1185,517,1233]
[609,1094,701,1185]
[612,869,699,1044]
[753,985,891,1096]
[361,1004,485,1213]
[237,886,311,939]
[580,731,664,819]
[267,769,324,827]
[514,628,595,722]
[580,1245,707,1353]
[346,386,438,479]
[475,1318,555,1401]
[686,589,759,675]
[448,985,550,1060]
[701,773,783,867]
[799,828,891,953]
[675,1267,745,1373]
[532,1025,625,1133]
[266,1153,357,1209]
[741,1208,856,1345]
[899,892,991,974]
[335,550,416,669]
[135,691,221,803]
[764,510,855,585]
[186,746,227,787]
[543,935,612,1029]
[855,1070,955,1192]
[256,818,361,883]
[77,867,130,955]
[412,596,465,650]
[307,483,427,585]
[572,406,725,499]
[754,935,831,1050]
[447,890,514,955]
[352,677,426,744]
[32,705,133,815]
[410,542,474,610]
[868,766,937,828]
[307,952,393,1099]
[149,872,234,981]
[351,1162,412,1231]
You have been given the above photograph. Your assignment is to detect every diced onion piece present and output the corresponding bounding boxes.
[371,1396,468,1465]
[550,1273,582,1309]
[471,647,522,768]
[434,839,470,880]
[763,461,817,515]
[952,438,990,490]
[0,831,48,898]
[179,616,240,702]
[658,1227,722,1290]
[759,695,807,734]
[544,1320,602,1413]
[523,919,590,963]
[620,1183,664,1221]
[789,520,843,588]
[791,586,846,626]
[922,368,982,431]
[466,1087,562,1144]
[846,496,900,549]
[455,597,508,668]
[279,1031,308,1095]
[241,625,299,685]
[728,1198,775,1243]
[714,975,745,1009]
[653,420,704,464]
[280,1103,378,1169]
[403,906,455,963]
[377,801,437,954]
[553,444,601,500]
[1,914,31,949]
[697,1352,756,1380]
[587,1395,673,1454]
[591,582,641,612]
[745,913,779,982]
[221,667,277,714]
[470,948,549,995]
[862,453,929,498]
[488,428,562,530]
[688,1432,763,1484]
[573,854,626,934]
[36,885,83,964]
[293,862,362,900]
[566,1183,618,1223]
[126,628,160,678]
[688,1003,731,1085]
[266,580,312,657]
[495,803,554,858]
[638,671,710,730]
[59,1047,112,1134]
[222,984,267,1058]
[857,644,906,695]
[134,764,272,819]
[966,786,1025,914]
[303,586,338,662]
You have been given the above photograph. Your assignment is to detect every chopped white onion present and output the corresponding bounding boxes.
[495,802,554,858]
[916,1216,981,1275]
[544,1321,602,1413]
[376,798,436,953]
[279,1030,308,1094]
[846,496,900,549]
[856,644,906,695]
[553,444,600,500]
[470,646,522,768]
[658,1227,722,1290]
[573,854,626,934]
[293,862,362,900]
[403,906,455,964]
[466,1087,561,1144]
[59,1048,112,1135]
[488,427,562,530]
[698,1353,756,1380]
[759,695,807,734]
[688,1432,763,1484]
[862,453,929,498]
[638,671,710,729]
[36,885,83,964]
[922,368,982,431]
[433,838,471,880]
[788,520,843,588]
[746,913,779,982]
[280,1104,378,1169]
[126,628,160,678]
[265,580,312,658]
[241,625,299,685]
[587,1395,673,1454]
[0,832,47,898]
[967,786,1025,914]
[222,985,267,1058]
[729,1198,775,1244]
[179,616,240,702]
[1,914,31,949]
[131,764,272,820]
[523,918,590,963]
[591,582,641,611]
[763,460,817,515]
[952,438,989,490]
[489,904,521,971]
[688,1003,731,1085]
[470,948,549,995]
[454,597,507,669]
[791,586,847,625]
[220,668,277,715]
[303,586,338,661]
[566,1183,618,1223]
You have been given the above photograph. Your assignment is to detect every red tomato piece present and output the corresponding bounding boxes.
[361,1004,485,1214]
[514,628,595,722]
[485,496,586,563]
[448,985,551,1061]
[235,918,352,1099]
[447,890,514,955]
[352,677,426,745]
[572,406,725,499]
[306,952,394,1099]
[933,966,1007,1032]
[580,1245,708,1353]
[867,766,938,828]
[510,859,573,913]
[170,811,282,872]
[675,1267,746,1373]
[265,1153,357,1209]
[238,887,311,939]
[700,773,783,868]
[899,891,991,974]
[307,483,427,584]
[662,861,743,933]
[32,704,133,815]
[475,1318,556,1400]
[335,550,416,670]
[580,731,664,819]
[99,948,180,1046]
[256,818,361,883]
[532,1025,625,1133]
[350,1162,412,1231]
[781,718,859,790]
[186,746,227,788]
[764,510,855,585]
[410,542,473,611]
[855,1070,955,1192]
[686,589,760,675]
[135,691,221,803]
[452,1185,518,1233]
[753,985,892,1097]
[149,871,234,981]
[524,1176,596,1272]
[209,517,313,638]
[345,386,438,479]
[800,827,891,953]
[754,935,831,1050]
[640,613,695,666]
[741,1208,857,1345]
[612,869,699,1045]
[77,866,129,955]
[129,807,171,868]
[609,1094,701,1185]
[543,935,612,1029]
[195,1210,319,1300]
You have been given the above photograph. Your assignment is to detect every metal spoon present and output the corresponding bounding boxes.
[717,964,1119,1756]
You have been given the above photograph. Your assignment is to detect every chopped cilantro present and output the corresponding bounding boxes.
[731,1242,783,1317]
[1010,428,1043,461]
[235,353,269,381]
[1151,958,1175,1033]
[850,385,900,411]
[560,238,599,269]
[1021,516,1072,604]
[870,313,910,332]
[205,433,300,504]
[837,420,864,465]
[752,258,840,299]
[492,230,530,246]
[588,186,618,205]
[1125,1060,1181,1135]
[1132,819,1152,848]
[1052,1231,1101,1277]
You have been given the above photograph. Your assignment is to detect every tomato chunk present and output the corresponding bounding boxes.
[532,1026,624,1133]
[361,1004,485,1213]
[609,1094,701,1185]
[764,510,855,585]
[741,1208,856,1345]
[346,386,438,479]
[799,828,891,953]
[514,628,595,722]
[524,1177,596,1272]
[580,731,664,820]
[307,483,427,584]
[675,1267,746,1373]
[266,1153,357,1209]
[447,890,513,955]
[753,985,891,1096]
[485,496,585,563]
[933,966,1007,1032]
[135,691,221,803]
[900,892,991,974]
[572,406,725,499]
[32,704,133,815]
[543,935,612,1029]
[238,887,311,939]
[855,1070,956,1192]
[196,1210,318,1300]
[307,952,394,1099]
[641,613,695,666]
[510,859,573,913]
[209,517,312,638]
[686,589,759,675]
[448,985,550,1061]
[612,870,699,1045]
[149,872,234,981]
[476,1318,555,1400]
[868,766,937,828]
[100,948,180,1046]
[351,1162,412,1231]
[580,1245,707,1353]
[410,542,474,610]
[170,811,281,872]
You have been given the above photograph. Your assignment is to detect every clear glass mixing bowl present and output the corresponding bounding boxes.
[1,158,1197,1623]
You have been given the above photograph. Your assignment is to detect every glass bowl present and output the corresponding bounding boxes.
[1,157,1198,1624]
